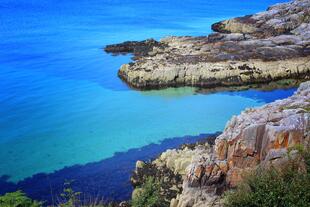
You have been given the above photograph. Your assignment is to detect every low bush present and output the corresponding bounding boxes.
[131,177,168,207]
[224,145,310,207]
[0,191,42,207]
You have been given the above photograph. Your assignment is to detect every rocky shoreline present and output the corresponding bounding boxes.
[130,80,310,207]
[103,0,310,206]
[130,136,217,205]
[105,0,310,90]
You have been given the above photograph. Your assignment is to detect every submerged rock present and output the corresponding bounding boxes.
[105,0,310,90]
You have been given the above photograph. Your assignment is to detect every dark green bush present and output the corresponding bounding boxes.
[131,177,168,207]
[224,145,310,207]
[0,191,42,207]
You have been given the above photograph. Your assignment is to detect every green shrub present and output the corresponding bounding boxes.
[131,177,167,207]
[0,191,42,207]
[224,145,310,207]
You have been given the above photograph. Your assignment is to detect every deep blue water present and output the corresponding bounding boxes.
[0,0,292,203]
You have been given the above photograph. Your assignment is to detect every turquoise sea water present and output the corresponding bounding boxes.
[0,0,290,193]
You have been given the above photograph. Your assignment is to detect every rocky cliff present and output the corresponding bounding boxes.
[132,81,310,207]
[173,81,310,207]
[105,0,310,90]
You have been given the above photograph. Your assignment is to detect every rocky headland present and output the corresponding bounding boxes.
[104,0,310,206]
[105,0,310,90]
[132,81,310,207]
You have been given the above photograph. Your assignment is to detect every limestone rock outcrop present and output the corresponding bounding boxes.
[105,0,310,90]
[171,81,310,207]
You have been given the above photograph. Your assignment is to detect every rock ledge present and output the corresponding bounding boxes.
[105,0,310,90]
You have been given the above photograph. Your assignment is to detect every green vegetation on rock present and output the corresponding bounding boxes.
[0,191,43,207]
[131,177,168,207]
[224,145,310,207]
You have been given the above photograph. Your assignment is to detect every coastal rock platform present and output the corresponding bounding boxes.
[105,0,310,90]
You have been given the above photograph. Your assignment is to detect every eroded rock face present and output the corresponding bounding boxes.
[105,0,310,90]
[172,81,310,207]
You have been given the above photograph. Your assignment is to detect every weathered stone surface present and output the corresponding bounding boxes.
[105,0,310,90]
[212,0,310,38]
[130,137,216,203]
[171,81,310,207]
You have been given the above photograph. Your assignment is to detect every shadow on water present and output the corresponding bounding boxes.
[220,88,297,103]
[197,86,297,103]
[0,133,219,204]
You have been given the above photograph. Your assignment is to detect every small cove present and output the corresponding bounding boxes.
[0,0,292,202]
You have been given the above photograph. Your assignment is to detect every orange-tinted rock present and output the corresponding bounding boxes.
[274,131,289,149]
[228,154,259,169]
[226,168,244,188]
[215,140,228,160]
[194,164,205,179]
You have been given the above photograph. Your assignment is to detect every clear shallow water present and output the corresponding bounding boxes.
[0,0,290,187]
